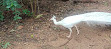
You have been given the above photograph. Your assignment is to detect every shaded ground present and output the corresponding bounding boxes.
[0,0,111,49]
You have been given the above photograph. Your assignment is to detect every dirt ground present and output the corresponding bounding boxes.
[1,0,111,49]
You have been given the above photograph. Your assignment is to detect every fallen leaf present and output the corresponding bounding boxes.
[31,34,34,38]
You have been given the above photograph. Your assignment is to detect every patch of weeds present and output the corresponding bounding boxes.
[0,42,11,49]
[0,11,4,21]
[0,0,33,21]
[64,45,69,49]
[104,2,109,6]
[22,9,33,16]
[13,10,22,21]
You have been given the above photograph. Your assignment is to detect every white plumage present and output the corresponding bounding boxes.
[82,12,111,22]
[50,12,111,38]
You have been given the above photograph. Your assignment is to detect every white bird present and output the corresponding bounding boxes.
[50,12,111,38]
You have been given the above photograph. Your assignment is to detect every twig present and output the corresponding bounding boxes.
[30,0,34,13]
[37,0,40,14]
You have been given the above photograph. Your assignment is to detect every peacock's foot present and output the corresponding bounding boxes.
[66,35,71,38]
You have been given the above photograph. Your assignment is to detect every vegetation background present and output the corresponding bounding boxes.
[0,0,111,49]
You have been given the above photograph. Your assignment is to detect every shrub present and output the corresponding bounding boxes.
[0,0,32,21]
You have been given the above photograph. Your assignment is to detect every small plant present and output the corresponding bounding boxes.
[4,0,21,11]
[13,10,22,20]
[0,0,33,21]
[22,9,33,16]
[13,15,22,20]
[0,0,22,21]
[0,42,11,49]
[0,11,4,21]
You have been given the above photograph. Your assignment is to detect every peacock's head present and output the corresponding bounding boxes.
[50,15,56,20]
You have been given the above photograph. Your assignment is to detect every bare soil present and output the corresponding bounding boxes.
[1,0,111,49]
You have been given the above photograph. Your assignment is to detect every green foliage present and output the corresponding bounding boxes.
[0,0,33,21]
[0,42,11,49]
[4,0,21,11]
[14,15,22,20]
[13,10,21,15]
[22,9,33,16]
[0,11,4,21]
[0,15,4,21]
[0,0,22,21]
[13,10,22,20]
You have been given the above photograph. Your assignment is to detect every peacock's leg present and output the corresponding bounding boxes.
[67,28,72,38]
[75,25,80,35]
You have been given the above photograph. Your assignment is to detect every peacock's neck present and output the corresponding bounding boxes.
[52,19,60,25]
